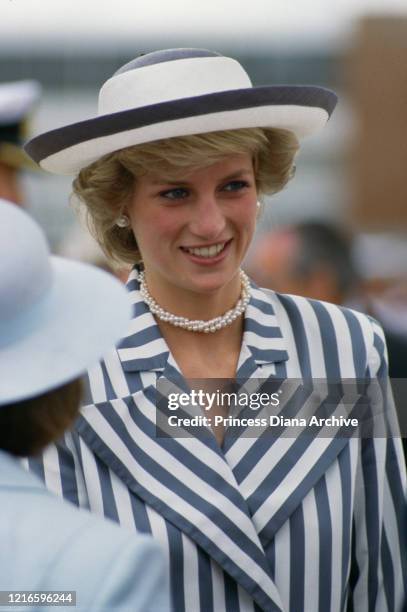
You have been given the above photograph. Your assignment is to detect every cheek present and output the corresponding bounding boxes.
[150,210,186,245]
[132,208,184,253]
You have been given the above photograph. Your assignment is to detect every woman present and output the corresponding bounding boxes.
[0,198,169,611]
[26,48,406,612]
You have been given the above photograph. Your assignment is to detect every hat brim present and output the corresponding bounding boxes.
[25,86,337,175]
[0,257,131,405]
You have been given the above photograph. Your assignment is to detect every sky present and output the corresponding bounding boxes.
[1,0,407,50]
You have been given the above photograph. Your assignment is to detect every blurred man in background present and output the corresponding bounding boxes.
[0,80,41,206]
[246,221,358,304]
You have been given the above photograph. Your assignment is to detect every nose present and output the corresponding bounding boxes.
[188,194,226,239]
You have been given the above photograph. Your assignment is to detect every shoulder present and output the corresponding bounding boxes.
[0,484,168,609]
[254,285,384,376]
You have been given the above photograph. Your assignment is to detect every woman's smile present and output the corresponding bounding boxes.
[179,238,233,266]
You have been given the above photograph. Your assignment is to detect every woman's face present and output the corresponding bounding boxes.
[127,153,258,299]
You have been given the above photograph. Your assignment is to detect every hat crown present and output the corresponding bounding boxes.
[114,48,222,76]
[98,48,251,116]
[0,199,52,323]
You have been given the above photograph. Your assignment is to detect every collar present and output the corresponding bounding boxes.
[116,269,289,376]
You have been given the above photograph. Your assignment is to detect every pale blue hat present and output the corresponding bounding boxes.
[0,199,131,405]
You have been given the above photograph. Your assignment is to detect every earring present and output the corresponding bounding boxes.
[256,201,261,209]
[116,215,130,228]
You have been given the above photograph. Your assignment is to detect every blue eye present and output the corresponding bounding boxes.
[222,180,250,192]
[160,187,189,200]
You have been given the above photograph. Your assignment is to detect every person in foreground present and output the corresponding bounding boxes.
[0,199,169,612]
[26,49,406,611]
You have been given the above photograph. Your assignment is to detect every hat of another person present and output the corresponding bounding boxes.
[25,48,337,175]
[0,80,41,170]
[0,199,131,405]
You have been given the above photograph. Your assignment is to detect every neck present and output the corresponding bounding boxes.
[142,269,243,321]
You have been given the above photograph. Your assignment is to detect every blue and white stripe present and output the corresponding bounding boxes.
[32,271,406,611]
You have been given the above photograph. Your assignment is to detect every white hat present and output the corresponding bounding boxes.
[0,199,131,405]
[0,80,41,126]
[25,48,337,175]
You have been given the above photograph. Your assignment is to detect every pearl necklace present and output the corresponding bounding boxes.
[137,269,251,333]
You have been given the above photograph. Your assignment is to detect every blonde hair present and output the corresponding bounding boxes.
[73,128,299,265]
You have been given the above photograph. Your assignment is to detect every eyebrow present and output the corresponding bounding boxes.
[149,168,253,186]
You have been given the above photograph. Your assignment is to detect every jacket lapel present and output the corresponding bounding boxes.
[77,390,285,611]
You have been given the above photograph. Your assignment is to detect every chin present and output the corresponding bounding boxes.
[181,268,238,294]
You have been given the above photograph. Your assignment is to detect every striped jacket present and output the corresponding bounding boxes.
[31,270,406,612]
